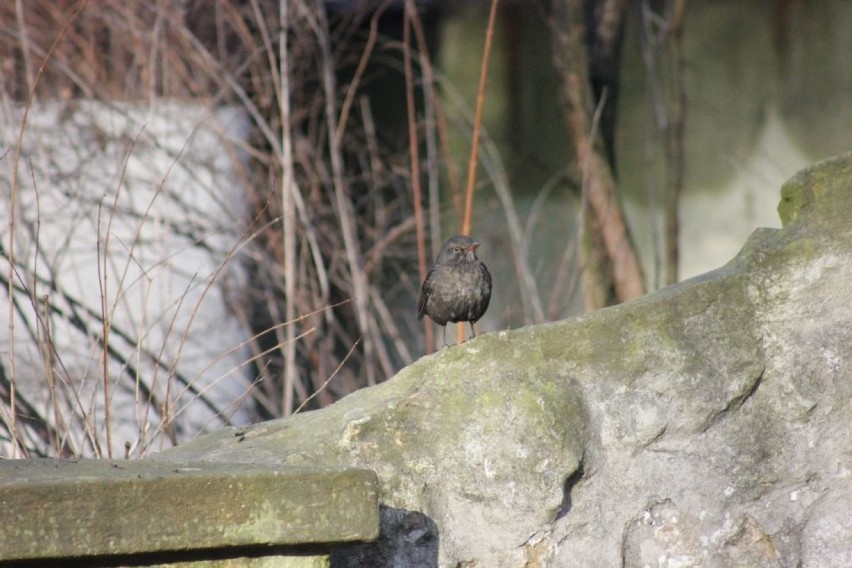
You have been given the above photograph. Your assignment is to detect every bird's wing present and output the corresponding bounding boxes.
[417,268,435,320]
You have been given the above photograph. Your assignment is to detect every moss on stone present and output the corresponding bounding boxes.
[778,152,852,228]
[0,460,377,562]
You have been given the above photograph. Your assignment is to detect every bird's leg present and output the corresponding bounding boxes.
[469,322,477,338]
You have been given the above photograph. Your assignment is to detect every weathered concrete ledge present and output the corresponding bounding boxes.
[0,459,378,566]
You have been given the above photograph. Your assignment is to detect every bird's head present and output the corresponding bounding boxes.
[437,235,480,264]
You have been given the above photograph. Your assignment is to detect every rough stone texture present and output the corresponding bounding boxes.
[158,339,586,567]
[0,459,377,564]
[159,153,852,567]
[153,556,330,568]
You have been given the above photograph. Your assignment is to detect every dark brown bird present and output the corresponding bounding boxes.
[417,234,492,347]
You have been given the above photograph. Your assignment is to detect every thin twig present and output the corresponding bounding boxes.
[403,0,433,353]
[306,0,375,385]
[335,0,393,146]
[457,0,500,343]
[408,0,444,323]
[278,0,299,416]
[7,0,90,458]
[96,196,114,458]
[294,337,360,414]
[479,133,546,324]
[14,0,35,94]
[461,0,500,235]
[664,0,687,285]
[553,1,646,307]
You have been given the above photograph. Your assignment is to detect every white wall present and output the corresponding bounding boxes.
[1,99,254,457]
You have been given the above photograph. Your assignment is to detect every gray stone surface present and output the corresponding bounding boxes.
[159,153,852,566]
[158,336,586,567]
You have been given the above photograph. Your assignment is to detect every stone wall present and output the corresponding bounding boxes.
[158,154,852,567]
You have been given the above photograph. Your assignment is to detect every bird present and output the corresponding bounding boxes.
[417,234,492,348]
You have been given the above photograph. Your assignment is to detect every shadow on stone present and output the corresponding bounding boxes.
[1,544,337,568]
[556,458,586,521]
[330,506,439,568]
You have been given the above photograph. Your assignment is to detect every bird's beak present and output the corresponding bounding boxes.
[465,242,480,253]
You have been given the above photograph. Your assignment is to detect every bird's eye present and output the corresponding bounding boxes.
[454,246,462,253]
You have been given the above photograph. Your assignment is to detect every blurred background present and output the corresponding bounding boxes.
[1,0,851,457]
